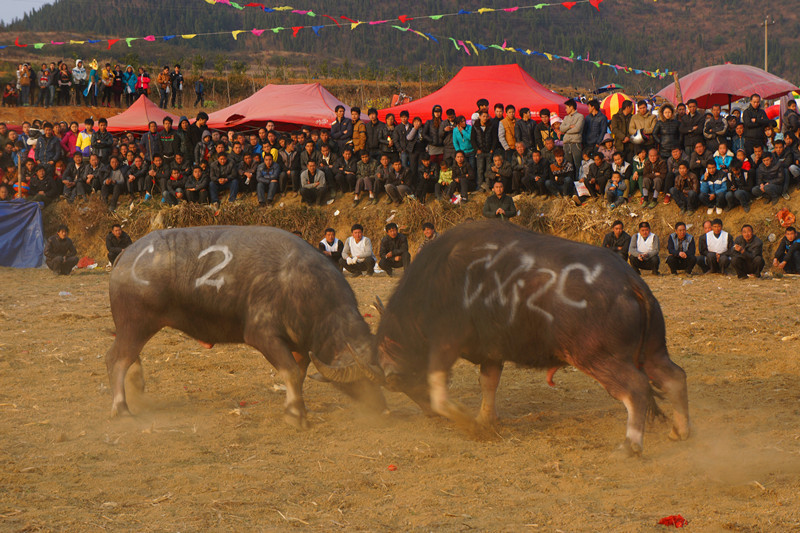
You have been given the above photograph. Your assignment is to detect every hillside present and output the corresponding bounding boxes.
[2,0,800,91]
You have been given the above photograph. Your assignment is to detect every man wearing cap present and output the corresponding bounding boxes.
[560,99,584,171]
[752,151,785,204]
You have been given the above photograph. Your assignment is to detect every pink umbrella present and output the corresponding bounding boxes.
[656,64,798,109]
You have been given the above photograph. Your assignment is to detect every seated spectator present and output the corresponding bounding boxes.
[80,154,109,199]
[318,228,343,266]
[101,156,126,211]
[670,162,700,214]
[773,226,800,274]
[725,161,754,213]
[417,222,439,254]
[523,149,550,196]
[604,171,627,209]
[751,151,784,205]
[435,159,452,201]
[546,147,574,197]
[105,223,132,267]
[598,134,615,163]
[666,222,697,274]
[628,221,659,275]
[299,160,328,206]
[482,181,517,219]
[385,159,412,204]
[510,142,530,194]
[602,220,630,262]
[340,224,375,277]
[378,223,410,277]
[209,152,238,210]
[698,218,733,274]
[44,224,79,275]
[28,165,57,204]
[699,161,728,215]
[584,151,612,200]
[185,165,209,204]
[731,224,764,279]
[713,142,734,171]
[629,146,647,200]
[353,151,377,206]
[125,155,149,199]
[163,167,186,206]
[0,184,10,201]
[484,153,512,192]
[256,153,280,206]
[641,148,666,208]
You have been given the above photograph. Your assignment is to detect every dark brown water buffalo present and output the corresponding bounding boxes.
[106,225,383,428]
[372,220,689,455]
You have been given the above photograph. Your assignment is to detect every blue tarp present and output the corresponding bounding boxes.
[0,199,45,268]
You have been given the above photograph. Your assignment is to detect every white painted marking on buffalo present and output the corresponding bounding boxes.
[131,244,155,286]
[195,245,233,291]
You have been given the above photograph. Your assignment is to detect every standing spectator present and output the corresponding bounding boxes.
[628,221,660,275]
[194,76,205,108]
[105,223,132,267]
[34,122,62,178]
[378,223,410,277]
[45,225,79,275]
[773,226,800,274]
[135,67,150,99]
[602,220,631,262]
[331,105,352,154]
[560,99,584,171]
[350,107,366,154]
[783,100,800,139]
[156,66,170,109]
[72,60,88,106]
[170,64,184,109]
[583,99,609,151]
[610,100,634,161]
[482,180,516,219]
[46,62,58,107]
[318,228,343,266]
[18,64,31,106]
[112,64,124,108]
[139,121,161,164]
[122,65,137,106]
[629,100,657,151]
[679,99,705,153]
[91,118,114,164]
[653,103,681,159]
[340,224,375,277]
[100,63,114,107]
[415,152,438,202]
[471,109,495,187]
[704,104,728,152]
[742,94,770,155]
[698,218,733,274]
[514,108,535,154]
[498,104,517,161]
[452,115,475,173]
[534,108,556,152]
[189,111,209,149]
[36,64,50,107]
[666,222,697,275]
[364,108,385,160]
[423,105,446,165]
[57,63,72,106]
[731,224,764,279]
[60,121,80,158]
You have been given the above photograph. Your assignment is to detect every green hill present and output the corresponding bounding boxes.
[4,0,800,92]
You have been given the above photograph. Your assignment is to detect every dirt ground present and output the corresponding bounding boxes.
[1,265,800,532]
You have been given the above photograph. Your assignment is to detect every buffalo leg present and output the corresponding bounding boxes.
[428,346,475,429]
[106,329,157,417]
[643,354,690,441]
[249,335,309,429]
[570,355,650,455]
[476,361,503,427]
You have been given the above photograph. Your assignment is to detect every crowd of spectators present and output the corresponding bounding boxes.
[2,92,798,216]
[3,61,201,110]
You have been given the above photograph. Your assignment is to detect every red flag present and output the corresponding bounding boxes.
[398,14,413,23]
[14,37,27,47]
[562,2,577,8]
[340,15,359,24]
[322,14,340,26]
[107,38,120,49]
[244,2,264,6]
[589,0,603,9]
[292,26,304,37]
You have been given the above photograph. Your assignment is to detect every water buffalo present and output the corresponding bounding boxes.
[106,225,383,428]
[371,220,689,455]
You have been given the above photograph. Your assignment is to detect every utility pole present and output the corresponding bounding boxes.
[761,18,775,72]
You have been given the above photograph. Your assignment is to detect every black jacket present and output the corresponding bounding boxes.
[679,112,705,148]
[379,233,409,259]
[470,122,496,153]
[106,231,133,255]
[742,105,770,142]
[44,235,77,259]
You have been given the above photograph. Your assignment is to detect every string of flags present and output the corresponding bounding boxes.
[0,0,670,78]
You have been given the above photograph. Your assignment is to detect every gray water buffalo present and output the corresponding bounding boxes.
[371,221,689,455]
[106,225,383,428]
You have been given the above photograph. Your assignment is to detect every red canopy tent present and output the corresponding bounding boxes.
[106,95,181,133]
[656,64,799,109]
[378,64,587,122]
[206,83,365,131]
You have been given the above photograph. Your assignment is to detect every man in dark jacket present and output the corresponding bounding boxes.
[610,101,634,161]
[185,164,210,204]
[482,180,516,219]
[730,224,764,278]
[330,105,352,154]
[752,152,785,204]
[602,220,630,262]
[783,100,800,140]
[514,107,535,153]
[105,223,132,266]
[378,223,410,277]
[583,99,609,150]
[28,165,57,204]
[45,225,79,275]
[703,104,728,152]
[90,118,114,164]
[35,122,62,177]
[139,121,161,163]
[773,226,800,274]
[666,222,697,274]
[189,111,209,148]
[470,109,496,188]
[364,108,386,160]
[742,94,770,155]
[209,152,239,208]
[158,118,178,162]
[678,99,705,154]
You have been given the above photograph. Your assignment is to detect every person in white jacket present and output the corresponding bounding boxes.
[339,223,375,276]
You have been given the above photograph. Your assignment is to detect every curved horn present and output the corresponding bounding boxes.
[347,343,385,385]
[308,352,362,383]
[371,296,385,316]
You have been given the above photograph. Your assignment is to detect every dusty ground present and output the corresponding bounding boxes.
[1,266,799,532]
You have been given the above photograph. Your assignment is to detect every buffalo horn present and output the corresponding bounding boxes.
[308,352,362,383]
[347,343,386,385]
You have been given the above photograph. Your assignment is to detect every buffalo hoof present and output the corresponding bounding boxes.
[622,440,643,457]
[668,426,690,441]
[110,402,132,417]
[284,412,310,430]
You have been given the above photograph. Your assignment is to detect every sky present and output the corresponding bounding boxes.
[2,0,53,24]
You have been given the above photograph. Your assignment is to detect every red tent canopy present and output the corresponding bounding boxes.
[656,64,799,109]
[378,64,587,122]
[106,95,181,133]
[206,83,365,131]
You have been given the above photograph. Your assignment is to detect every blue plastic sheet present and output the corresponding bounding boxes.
[0,199,44,268]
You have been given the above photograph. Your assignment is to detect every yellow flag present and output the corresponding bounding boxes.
[232,30,244,40]
[182,34,197,39]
